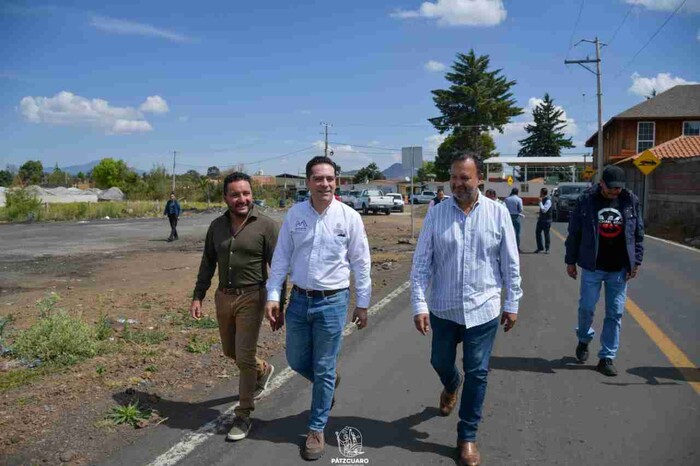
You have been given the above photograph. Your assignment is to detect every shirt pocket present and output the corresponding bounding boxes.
[324,234,348,261]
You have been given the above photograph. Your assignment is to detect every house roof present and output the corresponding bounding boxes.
[484,156,588,165]
[616,135,700,164]
[586,84,700,146]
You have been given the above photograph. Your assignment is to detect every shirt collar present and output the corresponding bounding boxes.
[224,204,258,222]
[450,191,481,212]
[306,197,335,217]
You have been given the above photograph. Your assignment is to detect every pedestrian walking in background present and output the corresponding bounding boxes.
[534,188,552,254]
[164,192,181,242]
[411,153,522,466]
[565,165,644,377]
[428,188,446,209]
[484,189,503,204]
[265,156,371,461]
[504,187,523,252]
[190,172,280,441]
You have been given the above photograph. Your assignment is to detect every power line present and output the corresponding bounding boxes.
[615,0,687,78]
[606,3,634,47]
[566,0,586,60]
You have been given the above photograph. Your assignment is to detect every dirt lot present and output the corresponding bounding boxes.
[0,208,426,465]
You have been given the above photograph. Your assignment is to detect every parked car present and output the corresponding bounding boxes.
[387,192,405,212]
[355,189,393,215]
[294,189,309,203]
[552,182,589,221]
[341,190,359,207]
[410,190,436,204]
[253,199,266,208]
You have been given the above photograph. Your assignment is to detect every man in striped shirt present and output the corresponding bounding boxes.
[410,153,522,466]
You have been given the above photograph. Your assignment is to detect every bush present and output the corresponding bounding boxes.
[13,295,99,366]
[3,188,42,221]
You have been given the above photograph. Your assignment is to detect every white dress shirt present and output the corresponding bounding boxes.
[267,199,372,308]
[539,198,552,213]
[410,193,523,328]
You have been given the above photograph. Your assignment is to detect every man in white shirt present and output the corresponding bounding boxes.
[535,187,552,254]
[265,156,371,461]
[411,154,522,466]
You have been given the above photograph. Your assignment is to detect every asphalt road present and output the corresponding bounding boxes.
[95,211,699,466]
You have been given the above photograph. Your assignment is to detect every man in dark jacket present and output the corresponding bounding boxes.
[564,165,644,376]
[535,188,552,254]
[164,192,182,242]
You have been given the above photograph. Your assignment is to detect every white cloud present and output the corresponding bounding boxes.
[624,0,700,13]
[19,91,156,134]
[89,15,193,43]
[628,72,698,97]
[425,60,447,72]
[392,0,507,26]
[140,95,169,114]
[425,133,447,152]
[178,115,189,122]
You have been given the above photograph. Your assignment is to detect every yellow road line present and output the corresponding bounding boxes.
[551,225,699,395]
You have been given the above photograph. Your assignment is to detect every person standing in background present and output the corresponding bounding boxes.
[534,188,552,254]
[504,188,523,252]
[164,192,181,242]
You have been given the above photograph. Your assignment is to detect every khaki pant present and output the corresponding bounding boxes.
[214,288,267,418]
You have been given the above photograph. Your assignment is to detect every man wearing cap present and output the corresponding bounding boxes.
[565,165,644,376]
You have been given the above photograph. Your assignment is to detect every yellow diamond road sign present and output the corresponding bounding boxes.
[633,150,661,175]
[582,167,595,180]
[507,176,514,186]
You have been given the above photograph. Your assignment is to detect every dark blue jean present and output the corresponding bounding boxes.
[285,288,349,432]
[430,313,499,441]
[536,220,551,251]
[510,214,521,250]
[576,269,627,359]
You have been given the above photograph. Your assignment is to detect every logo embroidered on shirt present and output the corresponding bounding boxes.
[295,219,308,231]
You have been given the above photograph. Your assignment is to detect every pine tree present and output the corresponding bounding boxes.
[518,93,574,157]
[429,50,522,178]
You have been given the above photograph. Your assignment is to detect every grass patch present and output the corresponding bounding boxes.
[122,322,168,345]
[165,309,218,329]
[0,366,55,394]
[186,335,211,354]
[107,401,151,427]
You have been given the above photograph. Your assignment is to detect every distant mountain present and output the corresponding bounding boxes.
[381,162,412,180]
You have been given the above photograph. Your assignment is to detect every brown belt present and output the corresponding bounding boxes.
[292,285,347,299]
[218,283,263,296]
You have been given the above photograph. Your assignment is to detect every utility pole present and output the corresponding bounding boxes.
[171,150,177,193]
[320,122,332,157]
[565,37,606,182]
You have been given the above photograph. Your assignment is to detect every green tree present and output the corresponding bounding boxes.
[352,162,385,184]
[206,166,221,179]
[0,170,12,187]
[91,158,137,190]
[18,160,44,185]
[429,50,522,177]
[518,93,574,158]
[416,161,436,182]
[76,171,85,181]
[47,163,67,186]
[435,133,499,180]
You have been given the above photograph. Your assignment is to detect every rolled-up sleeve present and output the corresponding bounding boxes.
[499,207,522,313]
[347,213,372,308]
[410,210,434,316]
[266,216,292,302]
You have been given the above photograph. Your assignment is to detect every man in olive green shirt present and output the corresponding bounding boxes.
[190,172,279,441]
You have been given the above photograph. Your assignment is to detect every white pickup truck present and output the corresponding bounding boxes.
[354,189,393,215]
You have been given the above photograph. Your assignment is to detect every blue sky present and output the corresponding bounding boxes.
[1,0,698,175]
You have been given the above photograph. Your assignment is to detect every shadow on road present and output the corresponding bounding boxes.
[112,390,239,431]
[247,407,457,462]
[600,366,700,387]
[490,356,590,373]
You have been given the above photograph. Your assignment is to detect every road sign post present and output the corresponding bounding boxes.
[402,147,423,242]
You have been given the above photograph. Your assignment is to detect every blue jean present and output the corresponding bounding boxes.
[430,313,499,442]
[285,288,349,432]
[576,269,628,359]
[510,214,521,250]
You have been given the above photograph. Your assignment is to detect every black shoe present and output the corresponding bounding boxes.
[167,238,173,242]
[545,249,550,254]
[597,358,618,376]
[534,249,543,254]
[575,342,589,363]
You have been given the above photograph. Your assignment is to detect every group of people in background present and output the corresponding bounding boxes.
[171,154,642,466]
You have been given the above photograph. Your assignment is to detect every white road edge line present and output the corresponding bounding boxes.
[645,234,700,253]
[147,280,411,466]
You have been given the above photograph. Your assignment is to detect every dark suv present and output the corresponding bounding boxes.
[552,183,589,222]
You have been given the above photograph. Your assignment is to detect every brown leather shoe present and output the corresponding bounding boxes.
[457,441,481,466]
[439,388,458,416]
[301,430,325,461]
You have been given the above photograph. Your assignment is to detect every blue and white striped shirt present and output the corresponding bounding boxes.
[410,193,523,328]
